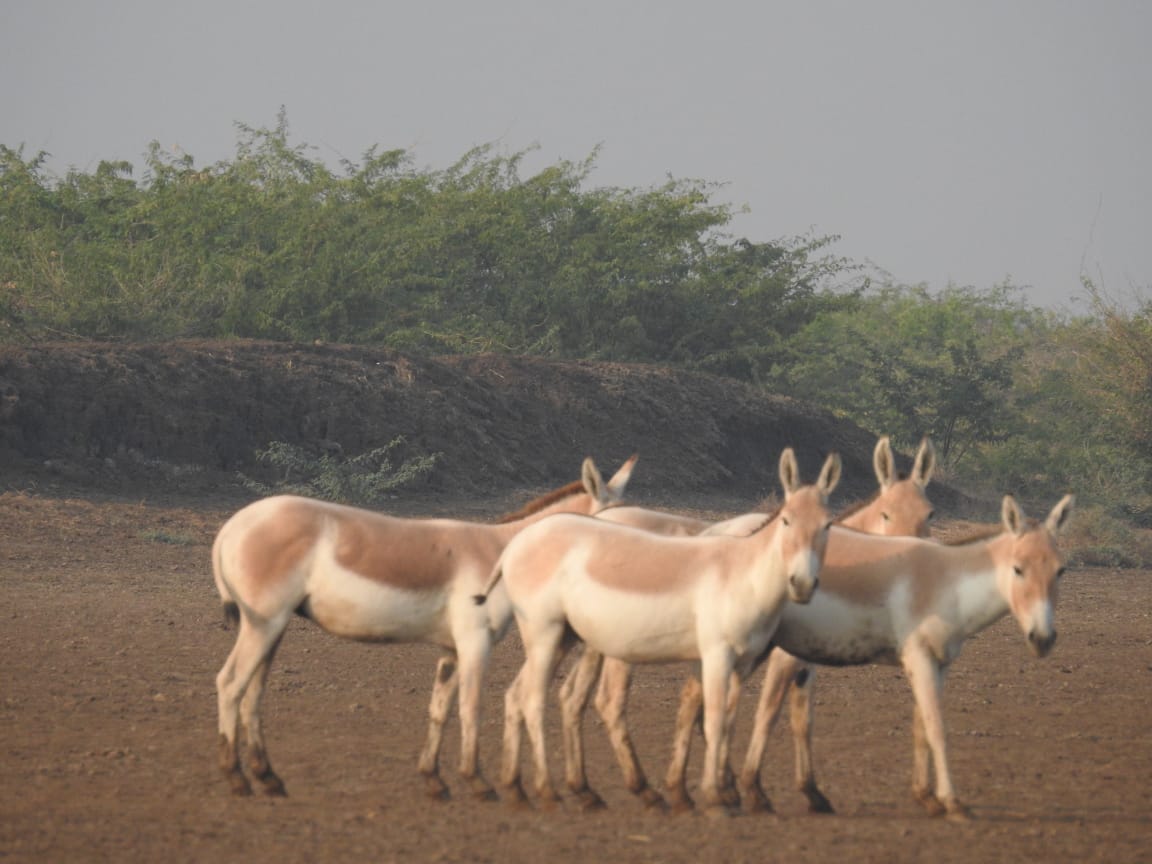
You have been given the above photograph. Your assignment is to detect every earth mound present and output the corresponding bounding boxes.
[0,340,959,509]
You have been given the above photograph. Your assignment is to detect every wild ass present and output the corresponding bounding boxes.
[668,493,1074,819]
[476,448,841,811]
[561,437,936,810]
[212,454,636,799]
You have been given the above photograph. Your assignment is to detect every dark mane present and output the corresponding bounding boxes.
[944,524,1003,546]
[495,480,585,524]
[833,492,878,524]
[748,506,783,535]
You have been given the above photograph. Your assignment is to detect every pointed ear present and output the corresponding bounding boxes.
[1001,494,1025,535]
[605,453,638,498]
[778,448,800,495]
[1046,494,1075,535]
[581,457,605,501]
[873,437,895,489]
[819,452,842,497]
[912,437,936,488]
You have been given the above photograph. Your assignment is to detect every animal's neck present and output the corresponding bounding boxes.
[839,501,881,534]
[951,538,1012,638]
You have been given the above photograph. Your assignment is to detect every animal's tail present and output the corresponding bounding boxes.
[472,559,505,606]
[212,529,241,628]
[222,601,241,628]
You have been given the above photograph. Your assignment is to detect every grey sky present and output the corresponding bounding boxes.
[3,1,1149,310]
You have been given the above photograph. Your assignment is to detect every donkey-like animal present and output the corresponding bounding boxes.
[478,448,840,811]
[212,455,636,800]
[561,437,935,811]
[669,493,1073,819]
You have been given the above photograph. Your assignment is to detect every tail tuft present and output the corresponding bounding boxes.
[222,601,240,628]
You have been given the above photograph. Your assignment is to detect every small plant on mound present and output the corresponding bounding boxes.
[1061,504,1152,569]
[239,437,440,506]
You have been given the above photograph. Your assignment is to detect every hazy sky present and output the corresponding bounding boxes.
[3,1,1149,310]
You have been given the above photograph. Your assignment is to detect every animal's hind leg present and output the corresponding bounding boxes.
[456,636,498,801]
[737,650,793,814]
[664,674,704,813]
[596,658,665,810]
[788,665,833,813]
[216,616,287,796]
[239,632,287,795]
[520,623,569,808]
[558,646,606,810]
[418,654,459,800]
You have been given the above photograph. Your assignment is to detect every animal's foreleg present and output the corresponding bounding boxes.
[788,663,833,813]
[238,632,286,796]
[911,701,934,809]
[457,638,497,801]
[717,669,743,807]
[903,650,969,820]
[418,654,459,800]
[595,658,664,810]
[664,674,703,812]
[698,649,735,813]
[737,650,794,813]
[558,646,605,810]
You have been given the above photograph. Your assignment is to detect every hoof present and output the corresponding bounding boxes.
[915,790,947,818]
[667,794,695,815]
[575,788,607,812]
[536,787,563,811]
[737,780,774,814]
[945,801,973,822]
[500,780,531,810]
[227,773,253,797]
[703,802,737,820]
[423,773,451,801]
[803,786,834,815]
[638,787,668,812]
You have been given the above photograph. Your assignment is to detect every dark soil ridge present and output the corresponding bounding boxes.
[0,340,963,509]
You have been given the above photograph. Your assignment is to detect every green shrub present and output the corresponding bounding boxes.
[239,437,440,506]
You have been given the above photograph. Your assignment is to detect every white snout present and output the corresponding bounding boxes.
[786,551,821,604]
[1023,599,1056,657]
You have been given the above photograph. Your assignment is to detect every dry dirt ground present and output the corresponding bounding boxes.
[2,488,1149,864]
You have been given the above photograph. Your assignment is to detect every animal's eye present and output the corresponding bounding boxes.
[781,516,791,527]
[1013,565,1024,578]
[1056,566,1067,580]
[881,512,891,522]
[927,510,936,521]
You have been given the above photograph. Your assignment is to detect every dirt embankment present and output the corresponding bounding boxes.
[0,340,965,510]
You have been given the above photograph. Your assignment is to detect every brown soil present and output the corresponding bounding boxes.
[1,342,1149,862]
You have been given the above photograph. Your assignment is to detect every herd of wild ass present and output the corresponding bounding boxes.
[212,437,1074,820]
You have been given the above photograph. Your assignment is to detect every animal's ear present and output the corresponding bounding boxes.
[605,453,638,499]
[912,437,937,488]
[1046,494,1075,535]
[581,457,606,501]
[779,448,800,495]
[1001,494,1025,535]
[819,452,843,497]
[873,437,895,489]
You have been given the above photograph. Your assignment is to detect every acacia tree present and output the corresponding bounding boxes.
[779,282,1038,471]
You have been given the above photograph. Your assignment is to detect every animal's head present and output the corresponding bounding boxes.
[581,454,638,513]
[776,448,840,604]
[999,493,1074,658]
[847,436,936,538]
[875,436,936,537]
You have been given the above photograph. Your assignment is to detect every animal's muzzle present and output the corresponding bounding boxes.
[788,573,818,604]
[1028,628,1057,657]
